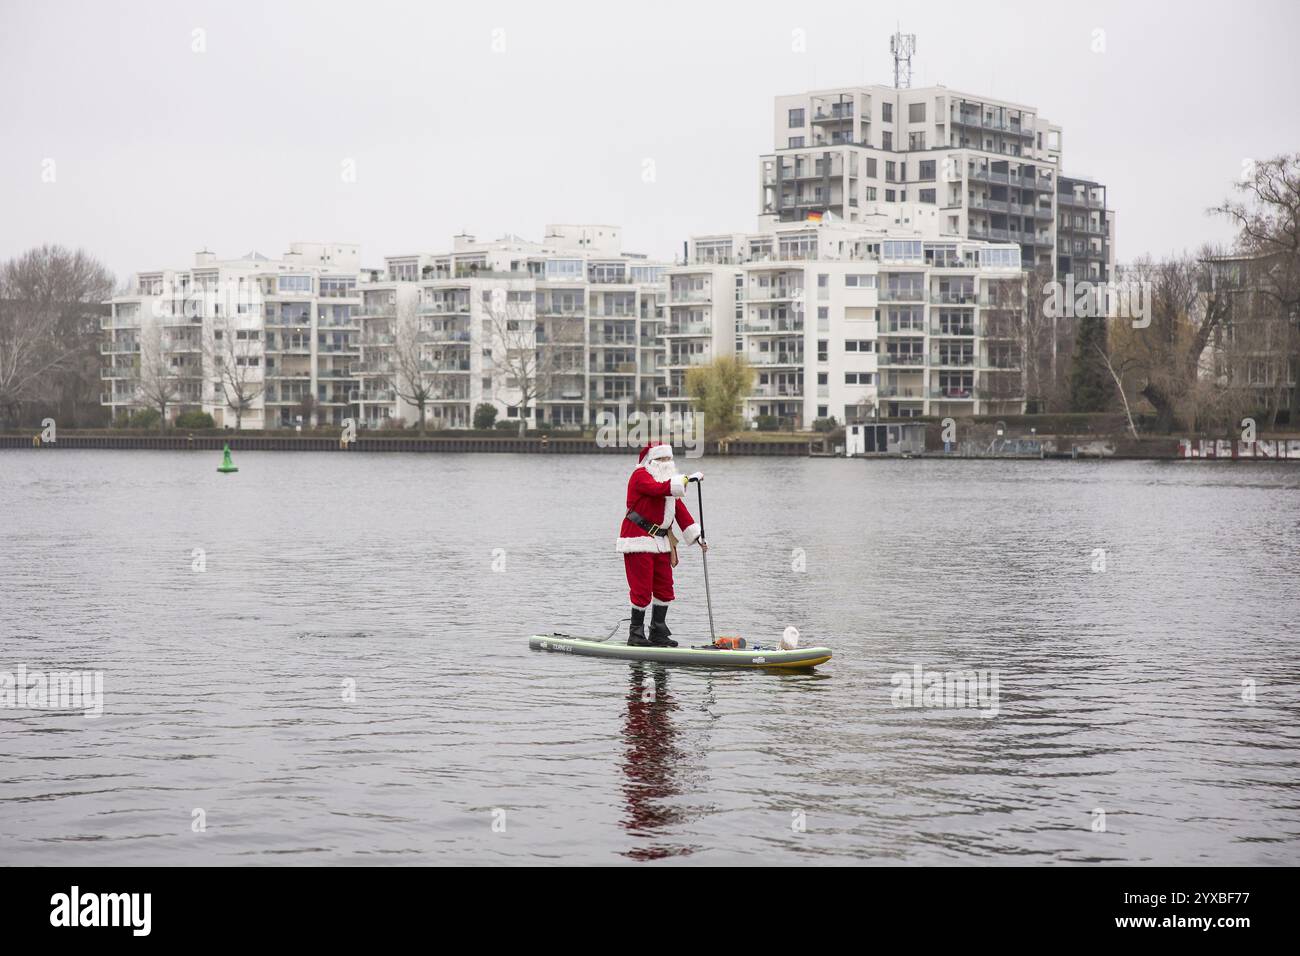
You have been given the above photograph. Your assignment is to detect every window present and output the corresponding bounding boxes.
[844,275,877,287]
[818,274,828,287]
[866,158,877,177]
[882,103,893,122]
[909,132,926,150]
[817,372,828,385]
[882,132,892,151]
[844,340,874,352]
[886,161,897,182]
[545,259,583,279]
[788,108,805,128]
[918,160,936,181]
[919,188,936,204]
[908,102,926,123]
[885,189,896,202]
[278,275,312,294]
[788,136,804,148]
[818,406,829,418]
[817,340,828,362]
[865,186,877,201]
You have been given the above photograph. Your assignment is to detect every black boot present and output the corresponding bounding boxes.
[648,603,678,647]
[628,608,650,646]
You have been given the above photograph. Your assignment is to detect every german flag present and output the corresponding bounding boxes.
[806,211,823,223]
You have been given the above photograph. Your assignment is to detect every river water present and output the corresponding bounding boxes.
[1,450,1298,865]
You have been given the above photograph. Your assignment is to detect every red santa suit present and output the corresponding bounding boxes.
[616,442,701,610]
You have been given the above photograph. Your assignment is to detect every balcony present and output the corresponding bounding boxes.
[810,106,855,124]
[749,353,804,366]
[932,353,976,368]
[100,341,140,354]
[931,290,977,305]
[879,287,926,303]
[665,322,712,336]
[418,301,470,315]
[418,329,472,343]
[930,387,976,400]
[931,322,977,336]
[750,384,803,398]
[878,353,925,367]
[100,366,134,379]
[743,321,804,334]
[266,313,313,327]
[878,385,924,398]
[666,354,712,368]
[745,286,804,302]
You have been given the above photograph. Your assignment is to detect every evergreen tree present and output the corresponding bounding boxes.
[1068,316,1114,412]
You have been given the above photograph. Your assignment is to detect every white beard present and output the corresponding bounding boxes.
[645,458,675,483]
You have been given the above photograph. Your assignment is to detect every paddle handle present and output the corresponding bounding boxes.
[695,479,716,644]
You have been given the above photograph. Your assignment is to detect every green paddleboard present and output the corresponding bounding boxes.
[529,634,831,670]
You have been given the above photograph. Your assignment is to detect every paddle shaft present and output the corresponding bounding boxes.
[695,479,716,643]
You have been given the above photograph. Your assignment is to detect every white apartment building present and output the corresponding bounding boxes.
[102,242,364,428]
[671,220,1026,429]
[761,84,1113,281]
[662,258,741,417]
[352,226,669,430]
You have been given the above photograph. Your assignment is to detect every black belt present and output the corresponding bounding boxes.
[626,509,669,536]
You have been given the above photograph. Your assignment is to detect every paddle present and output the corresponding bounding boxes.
[693,477,717,645]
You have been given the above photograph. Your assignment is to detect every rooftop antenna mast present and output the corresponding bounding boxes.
[890,30,916,89]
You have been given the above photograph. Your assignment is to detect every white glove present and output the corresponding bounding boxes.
[688,472,704,482]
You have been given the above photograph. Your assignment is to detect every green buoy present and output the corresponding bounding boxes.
[217,442,238,474]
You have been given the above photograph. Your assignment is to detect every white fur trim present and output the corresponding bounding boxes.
[669,475,688,498]
[631,602,650,612]
[616,535,671,554]
[681,522,702,546]
[644,444,673,461]
[651,596,672,606]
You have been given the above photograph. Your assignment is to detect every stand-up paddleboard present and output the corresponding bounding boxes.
[529,634,831,670]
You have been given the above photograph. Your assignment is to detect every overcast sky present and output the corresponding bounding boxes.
[2,0,1297,280]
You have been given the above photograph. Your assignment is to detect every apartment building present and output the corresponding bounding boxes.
[672,220,1026,428]
[352,226,669,430]
[102,242,363,428]
[662,250,742,417]
[1197,253,1299,418]
[760,84,1113,280]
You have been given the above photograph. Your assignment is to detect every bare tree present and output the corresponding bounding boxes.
[485,292,547,436]
[133,322,180,433]
[1211,153,1300,423]
[391,299,438,434]
[209,319,264,429]
[1092,343,1139,439]
[0,245,114,427]
[1108,251,1231,432]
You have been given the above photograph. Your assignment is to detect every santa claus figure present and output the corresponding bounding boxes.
[616,442,706,647]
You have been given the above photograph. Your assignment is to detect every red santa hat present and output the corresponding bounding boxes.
[637,442,674,464]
